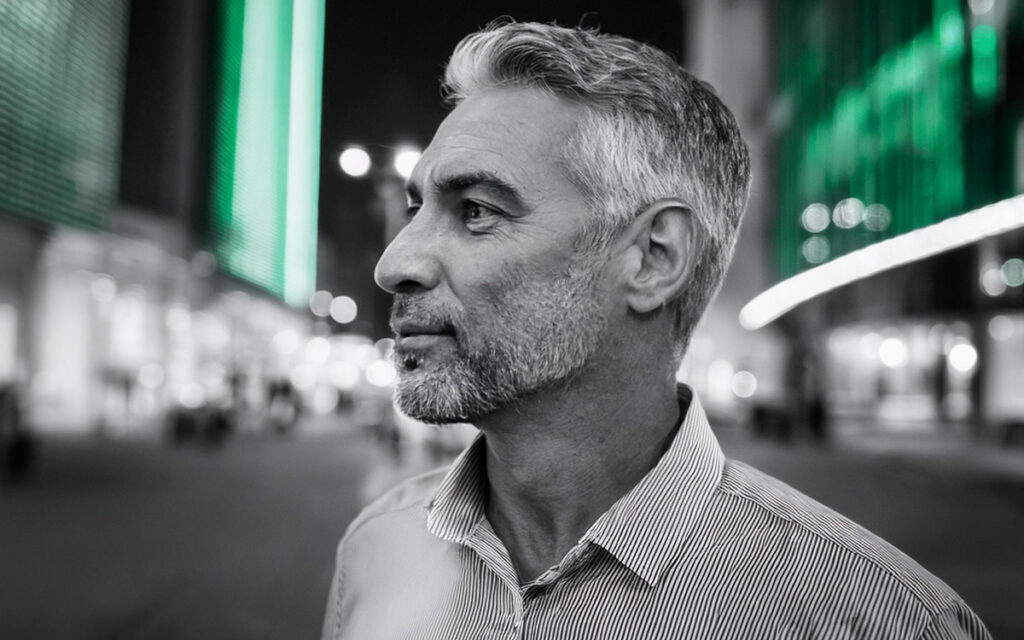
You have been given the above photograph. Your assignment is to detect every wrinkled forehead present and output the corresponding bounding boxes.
[410,88,583,194]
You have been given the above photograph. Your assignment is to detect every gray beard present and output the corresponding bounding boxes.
[391,258,606,424]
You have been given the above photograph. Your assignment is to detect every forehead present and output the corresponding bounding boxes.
[411,88,583,193]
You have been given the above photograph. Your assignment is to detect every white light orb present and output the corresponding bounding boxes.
[1001,258,1024,287]
[179,383,206,409]
[312,385,339,414]
[290,364,317,391]
[328,361,361,390]
[863,204,891,232]
[309,290,333,317]
[730,370,758,398]
[354,344,380,367]
[330,295,358,324]
[859,332,882,359]
[801,236,830,264]
[878,337,908,368]
[339,147,371,177]
[366,360,397,387]
[948,343,978,373]
[980,267,1007,296]
[833,197,865,229]
[375,337,395,356]
[272,329,300,355]
[800,203,831,233]
[393,147,422,179]
[969,0,995,14]
[91,275,117,303]
[988,315,1014,341]
[306,336,332,364]
[165,304,192,332]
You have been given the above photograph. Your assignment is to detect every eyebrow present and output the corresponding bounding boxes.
[407,170,529,211]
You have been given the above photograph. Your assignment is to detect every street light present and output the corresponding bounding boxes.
[339,146,371,177]
[393,147,422,179]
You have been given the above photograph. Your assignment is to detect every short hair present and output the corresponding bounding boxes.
[442,20,751,360]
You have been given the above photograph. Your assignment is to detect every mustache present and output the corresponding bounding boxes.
[389,295,462,335]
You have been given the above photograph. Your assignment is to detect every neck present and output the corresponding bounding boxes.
[477,366,680,583]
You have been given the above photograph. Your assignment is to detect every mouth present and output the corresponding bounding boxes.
[392,321,457,354]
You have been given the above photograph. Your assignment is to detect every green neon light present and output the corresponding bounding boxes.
[210,0,324,305]
[0,0,130,231]
[971,25,998,101]
[775,0,966,279]
[284,0,325,307]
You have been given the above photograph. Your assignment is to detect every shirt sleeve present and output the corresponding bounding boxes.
[916,603,992,640]
[320,538,346,640]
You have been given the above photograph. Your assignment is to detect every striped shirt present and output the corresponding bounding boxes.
[322,386,990,639]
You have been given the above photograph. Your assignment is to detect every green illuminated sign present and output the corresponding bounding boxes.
[971,24,998,101]
[776,0,966,279]
[0,1,129,231]
[210,0,325,306]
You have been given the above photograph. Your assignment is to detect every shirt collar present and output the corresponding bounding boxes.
[426,385,725,586]
[425,431,488,543]
[585,386,725,586]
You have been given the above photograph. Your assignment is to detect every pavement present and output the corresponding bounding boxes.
[0,414,1021,639]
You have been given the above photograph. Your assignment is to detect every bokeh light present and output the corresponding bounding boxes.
[338,146,371,177]
[289,364,317,391]
[393,147,421,179]
[272,329,299,355]
[328,361,361,390]
[801,236,830,264]
[366,360,397,387]
[988,315,1014,341]
[948,342,978,373]
[833,198,865,229]
[91,274,117,303]
[305,336,331,364]
[730,370,758,398]
[330,296,358,324]
[878,337,908,368]
[309,290,333,317]
[980,267,1007,296]
[863,204,891,232]
[800,203,830,233]
[1001,258,1024,287]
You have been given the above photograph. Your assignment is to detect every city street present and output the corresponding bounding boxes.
[1,418,1022,639]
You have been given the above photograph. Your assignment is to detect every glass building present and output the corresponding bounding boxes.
[765,0,1024,429]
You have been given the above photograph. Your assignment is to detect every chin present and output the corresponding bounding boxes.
[393,370,504,426]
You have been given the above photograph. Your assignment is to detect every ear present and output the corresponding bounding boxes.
[617,200,697,314]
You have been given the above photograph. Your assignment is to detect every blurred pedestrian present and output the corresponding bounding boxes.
[267,378,301,434]
[322,20,990,639]
[0,381,35,481]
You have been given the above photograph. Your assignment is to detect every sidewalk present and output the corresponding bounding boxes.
[829,419,1024,484]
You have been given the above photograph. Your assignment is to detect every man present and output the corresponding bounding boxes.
[322,21,989,639]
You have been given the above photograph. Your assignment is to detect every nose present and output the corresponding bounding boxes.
[374,214,442,294]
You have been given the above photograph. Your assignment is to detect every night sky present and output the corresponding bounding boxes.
[317,1,685,332]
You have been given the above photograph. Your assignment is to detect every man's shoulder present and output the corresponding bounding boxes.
[342,466,448,543]
[714,459,966,612]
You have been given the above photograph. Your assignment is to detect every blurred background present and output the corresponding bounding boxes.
[0,0,1022,637]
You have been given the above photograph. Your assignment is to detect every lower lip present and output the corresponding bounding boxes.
[396,334,455,351]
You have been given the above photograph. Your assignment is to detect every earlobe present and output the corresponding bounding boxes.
[622,200,695,315]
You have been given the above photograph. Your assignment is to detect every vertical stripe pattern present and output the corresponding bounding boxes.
[322,386,991,639]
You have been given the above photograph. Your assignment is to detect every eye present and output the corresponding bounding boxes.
[465,202,487,220]
[461,201,501,229]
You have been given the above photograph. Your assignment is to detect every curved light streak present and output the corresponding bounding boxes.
[740,195,1024,330]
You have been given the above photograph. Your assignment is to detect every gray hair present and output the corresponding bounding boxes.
[442,20,751,360]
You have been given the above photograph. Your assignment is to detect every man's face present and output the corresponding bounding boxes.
[374,88,611,424]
